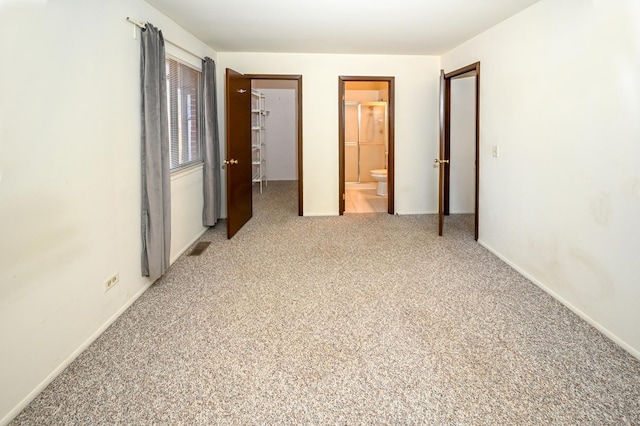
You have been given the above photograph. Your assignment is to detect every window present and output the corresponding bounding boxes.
[166,57,202,170]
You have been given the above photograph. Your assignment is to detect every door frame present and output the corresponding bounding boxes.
[338,76,395,215]
[246,74,303,216]
[440,62,480,240]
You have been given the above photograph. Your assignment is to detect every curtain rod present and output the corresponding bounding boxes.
[126,16,145,29]
[125,17,207,62]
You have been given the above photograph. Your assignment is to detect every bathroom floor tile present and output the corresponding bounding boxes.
[344,184,387,213]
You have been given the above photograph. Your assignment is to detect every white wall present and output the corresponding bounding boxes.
[442,0,640,357]
[449,77,476,213]
[260,88,298,181]
[0,0,216,423]
[218,53,441,216]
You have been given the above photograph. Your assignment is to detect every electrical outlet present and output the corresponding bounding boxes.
[104,273,119,292]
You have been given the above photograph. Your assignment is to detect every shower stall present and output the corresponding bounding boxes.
[344,101,388,183]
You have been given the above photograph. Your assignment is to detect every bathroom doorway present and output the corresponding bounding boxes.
[339,77,395,215]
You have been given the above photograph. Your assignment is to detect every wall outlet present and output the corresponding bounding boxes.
[104,273,119,292]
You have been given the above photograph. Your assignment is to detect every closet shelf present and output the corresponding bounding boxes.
[251,89,267,193]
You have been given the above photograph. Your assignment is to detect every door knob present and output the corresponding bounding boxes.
[224,159,239,165]
[434,158,449,164]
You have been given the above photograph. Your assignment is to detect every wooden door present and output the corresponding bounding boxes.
[225,68,252,239]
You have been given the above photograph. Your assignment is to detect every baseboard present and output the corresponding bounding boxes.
[302,210,438,217]
[2,227,210,426]
[303,212,340,217]
[395,210,437,215]
[478,239,640,361]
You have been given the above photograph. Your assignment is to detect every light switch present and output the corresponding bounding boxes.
[492,145,500,158]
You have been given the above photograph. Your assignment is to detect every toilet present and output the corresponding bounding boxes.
[370,169,388,196]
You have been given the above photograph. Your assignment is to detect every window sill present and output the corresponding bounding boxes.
[170,162,203,181]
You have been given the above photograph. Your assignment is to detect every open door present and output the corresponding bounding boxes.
[437,69,449,236]
[225,68,252,239]
[438,63,480,240]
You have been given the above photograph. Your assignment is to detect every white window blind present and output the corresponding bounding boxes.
[166,57,202,170]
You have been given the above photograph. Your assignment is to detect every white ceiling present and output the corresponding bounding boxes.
[144,0,541,55]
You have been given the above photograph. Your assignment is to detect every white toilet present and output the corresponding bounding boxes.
[370,169,388,196]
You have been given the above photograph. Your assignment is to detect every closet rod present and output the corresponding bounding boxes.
[125,17,206,61]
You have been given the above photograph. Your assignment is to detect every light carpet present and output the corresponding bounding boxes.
[11,181,640,425]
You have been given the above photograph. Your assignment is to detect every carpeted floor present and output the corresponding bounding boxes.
[11,181,640,425]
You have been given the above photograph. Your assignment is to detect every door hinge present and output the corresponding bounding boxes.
[343,193,346,200]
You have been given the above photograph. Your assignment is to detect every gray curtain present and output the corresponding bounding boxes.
[140,23,171,281]
[201,57,221,226]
